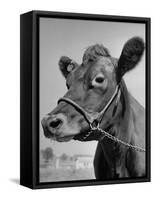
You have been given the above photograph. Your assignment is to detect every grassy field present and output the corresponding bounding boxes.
[40,167,95,182]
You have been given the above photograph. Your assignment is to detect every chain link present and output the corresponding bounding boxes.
[81,126,145,152]
[97,127,146,152]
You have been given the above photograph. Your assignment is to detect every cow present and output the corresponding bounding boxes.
[41,37,145,179]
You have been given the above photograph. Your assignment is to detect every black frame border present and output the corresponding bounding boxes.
[20,10,151,189]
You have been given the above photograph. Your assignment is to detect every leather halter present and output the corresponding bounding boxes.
[58,84,121,132]
[57,84,146,152]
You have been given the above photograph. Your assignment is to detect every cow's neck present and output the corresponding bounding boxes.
[99,81,131,177]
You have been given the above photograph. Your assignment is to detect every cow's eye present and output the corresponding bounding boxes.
[92,74,105,87]
[95,76,104,83]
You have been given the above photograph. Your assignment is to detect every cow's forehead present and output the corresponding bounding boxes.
[78,57,116,77]
[69,56,118,85]
[94,57,115,73]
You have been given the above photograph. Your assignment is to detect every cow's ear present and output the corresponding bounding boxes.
[59,56,78,78]
[116,37,144,82]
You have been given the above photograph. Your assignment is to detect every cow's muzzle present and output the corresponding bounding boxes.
[41,114,63,138]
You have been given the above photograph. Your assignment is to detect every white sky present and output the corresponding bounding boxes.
[40,17,145,156]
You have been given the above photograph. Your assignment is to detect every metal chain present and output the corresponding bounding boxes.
[81,126,145,152]
[97,127,146,152]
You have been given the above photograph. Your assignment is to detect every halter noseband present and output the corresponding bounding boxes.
[58,84,121,136]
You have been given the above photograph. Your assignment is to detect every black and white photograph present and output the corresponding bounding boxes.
[39,14,149,184]
[20,10,150,190]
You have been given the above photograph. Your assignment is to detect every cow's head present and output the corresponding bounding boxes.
[41,37,144,142]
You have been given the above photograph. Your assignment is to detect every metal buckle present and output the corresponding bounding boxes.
[90,120,100,131]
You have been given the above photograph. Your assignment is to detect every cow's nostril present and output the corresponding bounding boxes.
[49,118,62,129]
